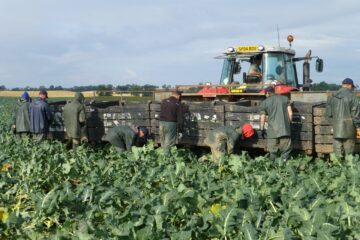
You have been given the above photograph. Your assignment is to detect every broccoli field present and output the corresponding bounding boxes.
[1,97,360,239]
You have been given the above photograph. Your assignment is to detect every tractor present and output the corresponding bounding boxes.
[171,35,325,104]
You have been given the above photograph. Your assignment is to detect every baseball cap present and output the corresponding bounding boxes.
[342,78,354,87]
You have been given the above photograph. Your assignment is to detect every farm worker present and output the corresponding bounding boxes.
[205,123,254,162]
[326,78,360,159]
[12,91,32,137]
[159,90,183,156]
[63,92,87,149]
[248,54,262,78]
[260,86,293,161]
[105,125,149,152]
[29,90,52,142]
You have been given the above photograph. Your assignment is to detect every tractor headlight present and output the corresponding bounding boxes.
[258,45,265,51]
[227,47,235,53]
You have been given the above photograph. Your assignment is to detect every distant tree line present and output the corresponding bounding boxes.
[311,81,342,91]
[5,84,165,97]
[9,84,161,91]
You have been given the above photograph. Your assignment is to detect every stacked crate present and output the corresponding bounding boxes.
[150,102,225,146]
[49,101,147,142]
[224,101,315,155]
[313,104,331,154]
[86,106,105,142]
[48,101,67,140]
[52,99,358,156]
[224,103,265,150]
[181,103,225,146]
[89,103,151,142]
[291,102,315,155]
[49,100,121,141]
[313,104,360,154]
[149,102,160,140]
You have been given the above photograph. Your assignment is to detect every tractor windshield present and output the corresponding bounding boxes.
[263,52,297,87]
[218,52,297,88]
[219,58,235,85]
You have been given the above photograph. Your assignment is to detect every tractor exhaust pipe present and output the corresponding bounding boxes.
[303,62,312,91]
[302,50,312,91]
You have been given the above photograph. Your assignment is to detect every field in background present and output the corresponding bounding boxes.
[0,90,95,98]
[0,90,153,102]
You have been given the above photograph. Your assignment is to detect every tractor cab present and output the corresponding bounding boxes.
[218,45,299,94]
[175,35,324,101]
[215,35,324,95]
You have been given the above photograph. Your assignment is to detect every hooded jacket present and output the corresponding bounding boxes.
[63,92,87,139]
[326,87,360,138]
[13,99,31,133]
[29,98,52,134]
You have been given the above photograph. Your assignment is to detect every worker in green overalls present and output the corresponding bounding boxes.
[63,92,87,149]
[260,86,293,161]
[326,78,360,159]
[105,125,148,152]
[12,91,32,138]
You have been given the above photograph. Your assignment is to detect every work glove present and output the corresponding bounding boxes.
[11,124,16,134]
[261,129,267,139]
[81,137,88,144]
[178,133,183,140]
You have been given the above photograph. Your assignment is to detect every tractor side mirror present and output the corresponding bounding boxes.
[234,62,242,74]
[316,58,324,72]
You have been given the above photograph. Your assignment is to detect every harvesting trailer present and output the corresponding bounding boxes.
[48,36,360,157]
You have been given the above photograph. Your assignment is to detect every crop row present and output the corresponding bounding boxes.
[0,98,360,239]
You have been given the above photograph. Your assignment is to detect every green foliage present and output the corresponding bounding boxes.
[0,97,360,239]
[96,85,114,96]
[312,81,341,91]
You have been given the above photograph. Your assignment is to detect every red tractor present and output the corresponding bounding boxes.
[176,35,325,103]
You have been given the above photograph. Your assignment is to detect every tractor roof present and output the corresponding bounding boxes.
[215,45,296,59]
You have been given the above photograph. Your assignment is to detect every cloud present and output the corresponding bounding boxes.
[0,0,359,87]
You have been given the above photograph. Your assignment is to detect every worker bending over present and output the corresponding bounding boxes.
[105,125,148,152]
[205,123,254,162]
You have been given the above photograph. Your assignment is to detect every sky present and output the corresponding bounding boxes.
[0,0,359,88]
